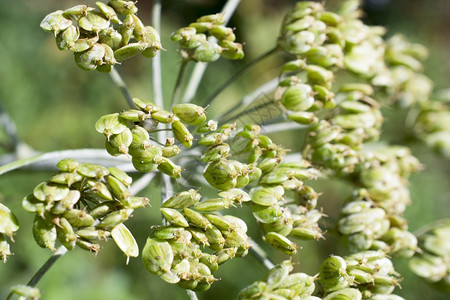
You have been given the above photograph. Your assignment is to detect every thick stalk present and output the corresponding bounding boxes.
[202,46,279,107]
[181,0,242,104]
[249,240,275,270]
[152,0,164,110]
[109,67,135,108]
[186,290,198,300]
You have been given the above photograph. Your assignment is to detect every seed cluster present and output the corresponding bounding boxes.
[171,13,244,62]
[96,99,210,176]
[40,1,162,72]
[23,159,147,261]
[0,203,19,262]
[409,220,450,292]
[198,124,324,255]
[142,189,250,291]
[239,251,405,299]
[238,261,317,299]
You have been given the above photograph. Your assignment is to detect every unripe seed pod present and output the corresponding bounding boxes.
[219,40,245,60]
[263,260,293,289]
[282,30,315,54]
[74,44,105,71]
[290,227,322,240]
[77,163,109,179]
[96,113,128,139]
[193,41,222,63]
[99,28,123,50]
[76,227,110,241]
[252,204,283,224]
[108,167,132,186]
[323,288,362,300]
[111,223,138,264]
[210,25,235,41]
[160,208,189,227]
[162,145,181,158]
[98,208,133,229]
[96,1,121,24]
[0,203,19,237]
[204,159,238,191]
[40,10,72,35]
[172,104,207,126]
[204,214,232,231]
[264,232,297,255]
[238,281,267,299]
[132,156,158,173]
[56,158,79,172]
[55,217,77,250]
[76,238,101,253]
[22,194,45,215]
[218,188,251,204]
[64,209,95,227]
[158,157,183,178]
[90,203,112,219]
[62,5,94,18]
[348,268,373,284]
[199,132,228,147]
[250,185,284,206]
[183,208,212,229]
[58,25,79,50]
[288,111,318,125]
[9,285,41,299]
[189,22,213,33]
[306,64,334,85]
[108,1,138,15]
[142,237,174,276]
[171,120,193,148]
[171,26,197,42]
[50,171,83,187]
[205,226,225,251]
[284,15,315,32]
[114,42,145,61]
[280,83,314,112]
[109,128,133,155]
[33,182,69,202]
[108,175,132,201]
[86,11,110,33]
[197,13,225,25]
[196,120,218,133]
[188,228,210,246]
[33,215,57,251]
[193,198,232,212]
[163,189,202,209]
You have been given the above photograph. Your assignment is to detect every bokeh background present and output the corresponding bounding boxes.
[0,0,449,299]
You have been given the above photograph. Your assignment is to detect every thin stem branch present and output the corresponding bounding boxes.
[181,0,242,104]
[0,149,130,176]
[202,46,279,107]
[28,246,68,287]
[171,59,189,107]
[0,100,20,152]
[130,172,157,195]
[110,67,135,108]
[249,239,275,270]
[217,77,280,122]
[152,0,164,110]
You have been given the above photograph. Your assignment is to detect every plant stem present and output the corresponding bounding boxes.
[109,67,136,108]
[171,59,189,107]
[6,247,68,299]
[152,0,164,110]
[202,46,279,107]
[186,290,198,300]
[217,77,280,122]
[0,149,130,176]
[130,172,157,195]
[181,0,242,104]
[248,240,275,270]
[28,246,68,287]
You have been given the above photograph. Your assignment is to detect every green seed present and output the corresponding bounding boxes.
[40,10,72,34]
[264,232,297,255]
[163,189,201,209]
[111,223,139,264]
[114,43,145,61]
[183,208,212,229]
[96,1,121,24]
[160,208,189,227]
[203,159,238,191]
[142,237,174,275]
[0,203,19,236]
[33,215,57,251]
[172,104,207,126]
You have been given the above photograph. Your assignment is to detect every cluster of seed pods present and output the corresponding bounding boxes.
[171,13,244,62]
[318,251,404,299]
[0,203,19,262]
[22,159,147,262]
[409,220,450,292]
[40,1,162,72]
[95,98,210,176]
[238,261,317,300]
[198,124,325,255]
[142,189,250,292]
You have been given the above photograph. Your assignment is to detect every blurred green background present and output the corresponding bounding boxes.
[0,0,449,299]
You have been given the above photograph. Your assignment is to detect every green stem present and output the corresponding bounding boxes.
[109,67,135,108]
[0,149,129,176]
[248,240,275,270]
[217,77,280,122]
[180,0,242,104]
[186,290,198,300]
[6,247,68,300]
[152,0,164,111]
[171,59,189,107]
[202,46,279,107]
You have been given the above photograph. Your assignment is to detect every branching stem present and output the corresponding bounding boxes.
[109,67,135,108]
